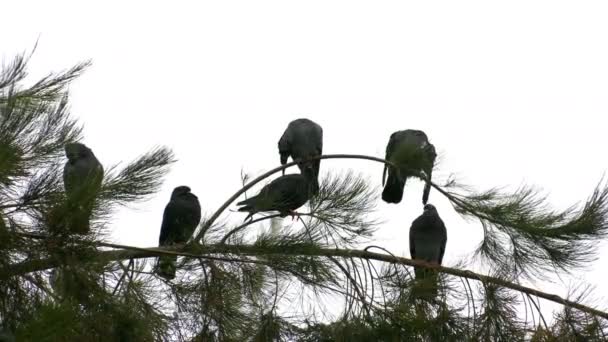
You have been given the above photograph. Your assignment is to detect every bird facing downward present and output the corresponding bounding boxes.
[382,129,436,205]
[278,118,323,194]
[157,186,202,280]
[63,142,104,234]
[409,203,447,298]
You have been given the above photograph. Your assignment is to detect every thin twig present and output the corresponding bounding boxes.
[527,293,549,330]
[219,213,281,244]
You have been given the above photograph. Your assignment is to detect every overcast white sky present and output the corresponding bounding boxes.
[2,0,608,323]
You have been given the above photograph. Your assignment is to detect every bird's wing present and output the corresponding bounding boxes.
[383,132,401,186]
[92,157,104,186]
[63,162,73,193]
[409,219,418,259]
[316,124,323,153]
[438,219,447,265]
[159,201,182,245]
[181,194,202,237]
[63,157,104,195]
[269,177,300,205]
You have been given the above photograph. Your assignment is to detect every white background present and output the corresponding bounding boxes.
[1,0,607,323]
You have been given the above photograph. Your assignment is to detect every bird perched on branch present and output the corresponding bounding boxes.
[409,204,447,298]
[382,129,436,204]
[278,118,323,194]
[63,143,104,234]
[237,169,315,222]
[157,186,201,280]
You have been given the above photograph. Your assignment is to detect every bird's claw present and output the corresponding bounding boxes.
[288,210,300,221]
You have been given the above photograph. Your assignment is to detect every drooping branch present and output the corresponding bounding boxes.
[7,236,608,320]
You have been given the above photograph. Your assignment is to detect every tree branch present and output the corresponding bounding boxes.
[193,154,406,243]
[7,239,608,320]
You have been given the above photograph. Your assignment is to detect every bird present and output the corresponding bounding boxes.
[157,186,202,280]
[63,143,104,234]
[382,129,436,204]
[278,118,323,194]
[237,170,315,222]
[409,204,447,298]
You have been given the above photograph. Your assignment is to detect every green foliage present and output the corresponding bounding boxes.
[15,299,160,341]
[443,181,608,280]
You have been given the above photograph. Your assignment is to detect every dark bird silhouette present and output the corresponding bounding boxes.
[409,204,447,298]
[157,186,202,280]
[63,143,104,234]
[278,118,323,194]
[237,171,314,222]
[382,129,436,204]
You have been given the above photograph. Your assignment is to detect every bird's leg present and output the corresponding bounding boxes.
[288,210,301,221]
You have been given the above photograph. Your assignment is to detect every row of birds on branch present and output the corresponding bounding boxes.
[59,118,447,287]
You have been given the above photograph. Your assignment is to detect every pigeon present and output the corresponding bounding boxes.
[278,118,323,193]
[157,186,202,280]
[409,204,447,298]
[237,171,314,222]
[382,129,436,204]
[63,143,104,234]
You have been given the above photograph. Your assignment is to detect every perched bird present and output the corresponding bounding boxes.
[278,118,323,193]
[157,186,201,280]
[63,143,104,234]
[382,129,436,204]
[237,170,315,222]
[409,204,447,298]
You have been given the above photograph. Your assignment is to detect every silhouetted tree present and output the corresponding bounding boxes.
[1,50,608,341]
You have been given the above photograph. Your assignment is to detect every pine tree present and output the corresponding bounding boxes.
[1,51,608,341]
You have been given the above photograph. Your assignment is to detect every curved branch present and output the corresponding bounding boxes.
[194,154,409,243]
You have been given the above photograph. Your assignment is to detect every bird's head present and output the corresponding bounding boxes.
[171,186,196,201]
[171,186,191,198]
[65,143,92,162]
[423,203,437,214]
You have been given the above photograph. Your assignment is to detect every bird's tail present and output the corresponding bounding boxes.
[237,194,258,207]
[381,171,406,204]
[236,202,256,222]
[302,165,320,197]
[68,205,92,234]
[422,166,433,205]
[422,182,431,205]
[413,267,439,299]
[157,255,177,280]
[237,204,253,211]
